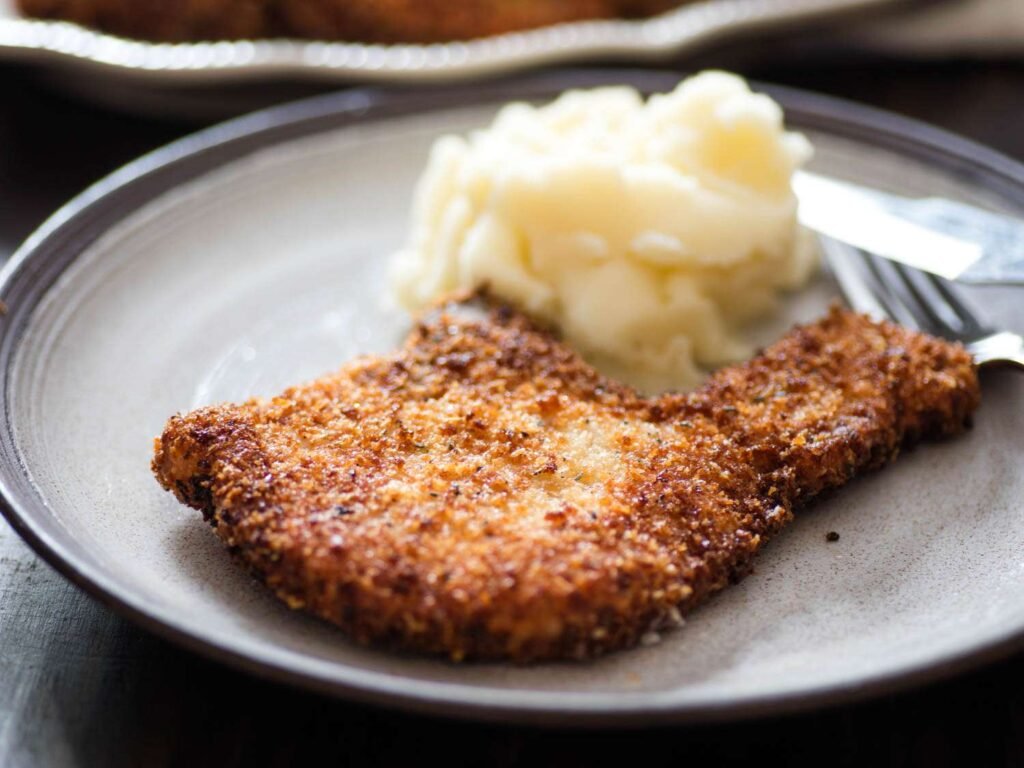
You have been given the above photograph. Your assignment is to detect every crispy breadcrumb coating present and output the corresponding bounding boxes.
[153,297,979,661]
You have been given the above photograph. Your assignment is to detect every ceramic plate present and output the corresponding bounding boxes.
[0,0,895,84]
[1,70,1022,726]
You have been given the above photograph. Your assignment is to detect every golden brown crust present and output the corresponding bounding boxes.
[18,0,686,43]
[152,297,979,661]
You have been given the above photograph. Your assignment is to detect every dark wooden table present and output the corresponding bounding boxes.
[1,53,1023,767]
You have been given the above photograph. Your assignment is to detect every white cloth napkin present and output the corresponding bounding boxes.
[849,0,1024,55]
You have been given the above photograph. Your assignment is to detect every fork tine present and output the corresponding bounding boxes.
[858,250,924,331]
[821,236,890,320]
[882,259,957,337]
[821,234,1002,348]
[926,273,989,335]
[888,263,966,333]
[819,236,1023,369]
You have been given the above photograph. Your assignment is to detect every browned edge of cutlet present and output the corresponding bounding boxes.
[153,298,980,662]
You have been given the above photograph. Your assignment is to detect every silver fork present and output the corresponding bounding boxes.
[821,237,1024,369]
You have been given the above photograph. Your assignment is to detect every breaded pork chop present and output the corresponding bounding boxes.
[153,297,979,661]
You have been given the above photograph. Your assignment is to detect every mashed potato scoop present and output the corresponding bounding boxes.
[391,71,817,391]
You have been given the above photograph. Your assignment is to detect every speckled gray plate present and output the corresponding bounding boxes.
[1,70,1023,726]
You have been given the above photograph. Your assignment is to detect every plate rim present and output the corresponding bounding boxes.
[1,68,1023,726]
[0,0,899,83]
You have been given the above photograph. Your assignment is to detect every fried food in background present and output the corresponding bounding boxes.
[18,0,273,41]
[282,0,613,44]
[18,0,683,43]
